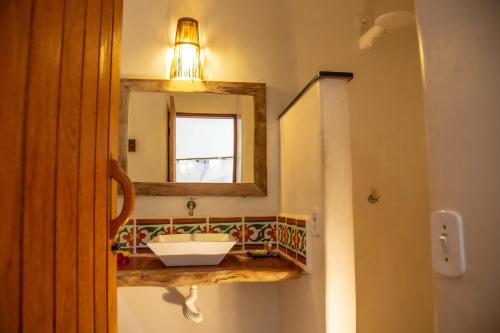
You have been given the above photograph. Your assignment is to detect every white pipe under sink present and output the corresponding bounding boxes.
[183,285,203,323]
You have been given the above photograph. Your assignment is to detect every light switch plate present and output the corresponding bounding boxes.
[312,206,320,237]
[431,210,466,277]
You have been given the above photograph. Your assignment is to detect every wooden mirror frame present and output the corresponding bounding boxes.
[120,79,267,196]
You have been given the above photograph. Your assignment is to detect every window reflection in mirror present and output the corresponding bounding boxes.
[127,91,254,184]
[175,114,236,183]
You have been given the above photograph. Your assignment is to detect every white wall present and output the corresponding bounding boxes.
[119,284,279,333]
[279,79,356,333]
[128,92,168,182]
[321,79,356,333]
[416,1,500,332]
[347,1,436,332]
[120,0,435,332]
[120,0,297,331]
[121,0,298,218]
[282,0,435,332]
[279,83,325,333]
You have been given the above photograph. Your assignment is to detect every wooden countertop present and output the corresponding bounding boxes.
[117,253,304,288]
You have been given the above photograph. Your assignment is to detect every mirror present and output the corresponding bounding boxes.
[120,79,267,196]
[128,92,254,184]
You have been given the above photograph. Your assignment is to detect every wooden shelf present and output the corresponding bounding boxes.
[117,253,304,288]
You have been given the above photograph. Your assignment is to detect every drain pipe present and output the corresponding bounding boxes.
[183,285,203,323]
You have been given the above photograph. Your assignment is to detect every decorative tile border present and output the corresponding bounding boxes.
[286,218,297,259]
[208,217,243,252]
[277,216,287,254]
[244,216,277,250]
[278,215,308,269]
[116,215,307,269]
[296,219,307,265]
[116,220,134,251]
[172,218,207,234]
[135,219,171,252]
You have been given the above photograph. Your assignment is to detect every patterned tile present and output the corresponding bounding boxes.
[286,218,297,259]
[122,215,306,269]
[296,219,306,265]
[172,217,207,234]
[278,216,287,254]
[244,216,277,249]
[135,219,171,250]
[116,220,134,251]
[208,217,243,248]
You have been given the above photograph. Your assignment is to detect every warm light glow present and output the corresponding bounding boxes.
[170,17,203,80]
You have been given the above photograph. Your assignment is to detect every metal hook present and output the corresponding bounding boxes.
[368,189,380,204]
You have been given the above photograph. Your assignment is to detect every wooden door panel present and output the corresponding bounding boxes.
[95,0,115,330]
[0,1,124,332]
[55,0,86,330]
[79,0,103,330]
[21,0,64,331]
[0,1,32,332]
[108,0,124,331]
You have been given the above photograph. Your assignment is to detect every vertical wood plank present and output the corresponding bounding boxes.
[78,0,103,330]
[108,1,123,332]
[95,0,114,330]
[1,1,121,332]
[21,0,64,332]
[0,1,32,332]
[55,0,86,331]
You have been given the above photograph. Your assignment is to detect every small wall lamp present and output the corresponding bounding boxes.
[170,17,204,80]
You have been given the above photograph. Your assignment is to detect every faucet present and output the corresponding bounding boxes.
[187,197,197,216]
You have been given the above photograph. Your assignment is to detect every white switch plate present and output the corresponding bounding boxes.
[431,210,466,277]
[312,206,320,237]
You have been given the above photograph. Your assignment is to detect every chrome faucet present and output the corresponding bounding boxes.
[187,197,197,216]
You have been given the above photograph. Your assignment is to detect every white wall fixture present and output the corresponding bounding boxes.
[183,285,203,323]
[431,210,466,277]
[312,206,321,237]
[358,11,415,50]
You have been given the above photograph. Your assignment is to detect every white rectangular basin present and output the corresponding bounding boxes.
[147,233,236,267]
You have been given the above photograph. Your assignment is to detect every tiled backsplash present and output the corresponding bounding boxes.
[277,216,307,267]
[116,215,308,269]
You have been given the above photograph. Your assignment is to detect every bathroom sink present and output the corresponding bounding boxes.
[147,233,236,267]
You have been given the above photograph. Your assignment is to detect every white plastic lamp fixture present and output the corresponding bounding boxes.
[359,11,415,50]
[170,17,204,80]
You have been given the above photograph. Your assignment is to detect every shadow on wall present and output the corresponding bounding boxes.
[162,288,185,306]
[119,283,280,333]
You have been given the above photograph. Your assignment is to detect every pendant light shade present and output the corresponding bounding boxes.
[170,17,203,80]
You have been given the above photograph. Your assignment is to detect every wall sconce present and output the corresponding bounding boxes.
[170,17,203,80]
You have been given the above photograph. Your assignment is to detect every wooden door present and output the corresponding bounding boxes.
[0,0,130,332]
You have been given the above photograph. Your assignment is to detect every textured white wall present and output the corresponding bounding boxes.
[282,1,435,332]
[279,79,356,333]
[347,1,436,332]
[121,0,298,219]
[118,284,279,333]
[119,0,297,331]
[119,0,435,332]
[416,0,500,332]
[279,83,325,333]
[128,92,168,182]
